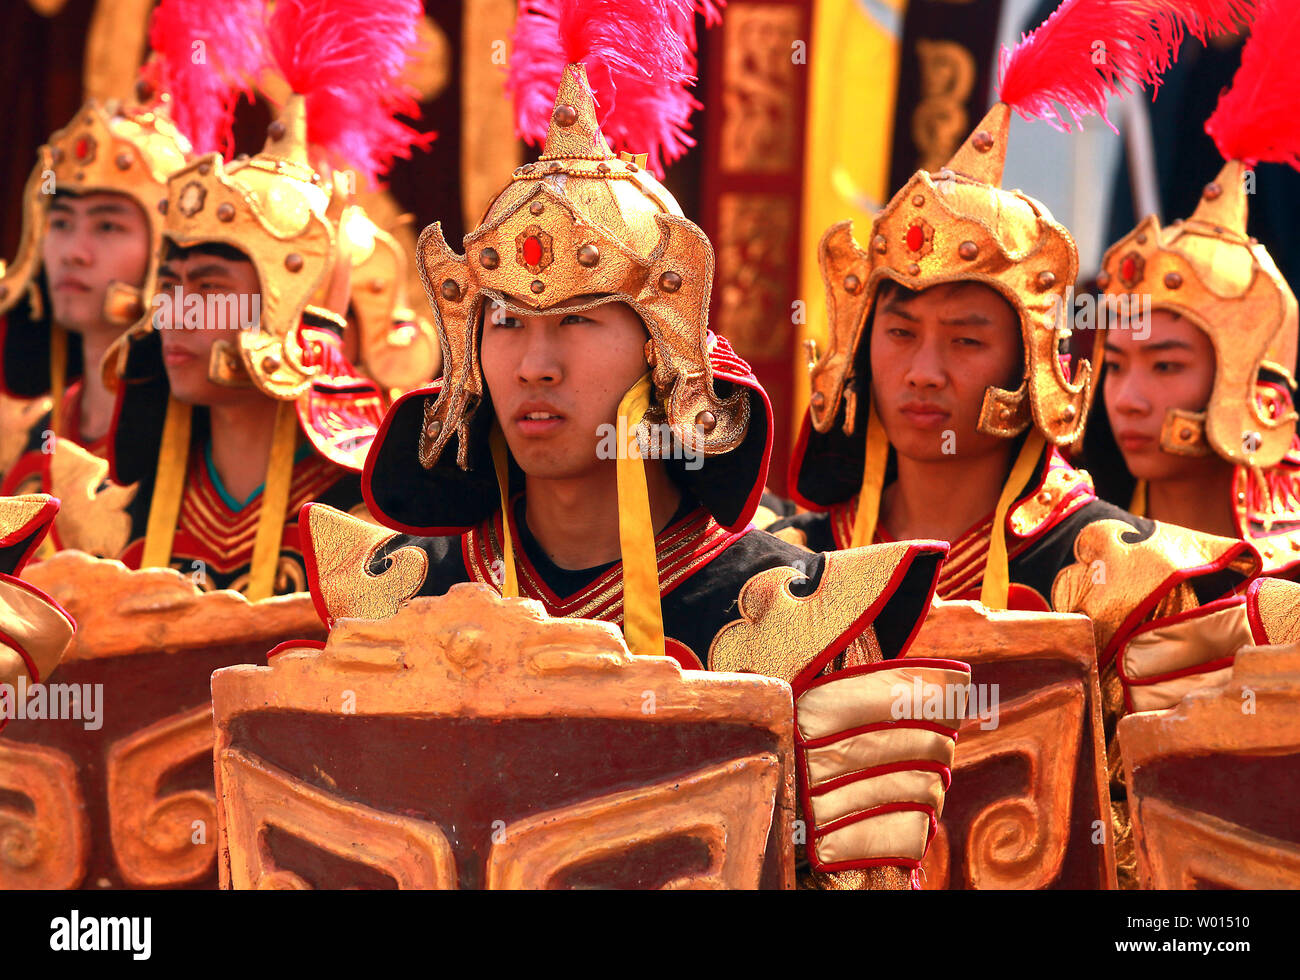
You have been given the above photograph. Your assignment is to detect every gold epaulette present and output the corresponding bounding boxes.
[48,440,136,558]
[1051,518,1258,662]
[709,541,941,684]
[302,503,429,623]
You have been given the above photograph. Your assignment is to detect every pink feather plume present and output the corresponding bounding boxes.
[263,0,435,186]
[145,0,267,157]
[1206,0,1300,169]
[507,0,726,177]
[998,0,1257,132]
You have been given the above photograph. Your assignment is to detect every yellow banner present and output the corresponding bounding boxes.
[795,0,904,443]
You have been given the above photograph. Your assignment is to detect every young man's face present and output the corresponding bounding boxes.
[1103,309,1218,480]
[480,299,649,480]
[869,280,1024,462]
[42,192,151,334]
[153,245,262,406]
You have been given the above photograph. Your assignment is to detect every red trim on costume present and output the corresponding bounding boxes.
[664,637,704,670]
[0,494,60,573]
[808,758,953,797]
[360,381,464,536]
[0,625,44,689]
[0,573,75,638]
[1099,548,1257,670]
[815,799,939,839]
[118,448,342,582]
[785,412,826,512]
[810,804,939,874]
[796,656,970,697]
[106,364,131,485]
[266,637,326,661]
[789,544,951,694]
[893,555,947,660]
[295,326,386,473]
[0,444,53,500]
[792,652,965,876]
[1245,577,1271,645]
[463,502,742,628]
[707,334,773,532]
[1114,594,1245,712]
[798,717,962,750]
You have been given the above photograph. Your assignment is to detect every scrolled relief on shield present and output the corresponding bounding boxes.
[1120,643,1300,890]
[1,552,324,890]
[905,600,1114,890]
[212,583,797,890]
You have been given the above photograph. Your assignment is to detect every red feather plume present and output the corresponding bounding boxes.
[263,0,434,186]
[1206,0,1300,169]
[999,0,1257,132]
[144,0,267,157]
[507,0,725,177]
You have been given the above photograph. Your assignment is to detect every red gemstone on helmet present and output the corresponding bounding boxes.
[523,235,543,267]
[906,224,925,253]
[1121,256,1136,282]
[75,137,90,160]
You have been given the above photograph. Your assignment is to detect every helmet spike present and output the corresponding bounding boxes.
[1189,159,1250,235]
[944,103,1012,185]
[539,65,614,162]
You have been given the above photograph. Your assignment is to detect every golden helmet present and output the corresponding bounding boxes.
[0,99,190,397]
[1097,160,1298,469]
[804,103,1091,454]
[414,63,749,475]
[365,61,773,539]
[150,96,351,400]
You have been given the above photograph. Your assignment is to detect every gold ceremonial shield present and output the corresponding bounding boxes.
[1119,643,1300,889]
[212,584,798,889]
[0,552,324,889]
[906,601,1115,889]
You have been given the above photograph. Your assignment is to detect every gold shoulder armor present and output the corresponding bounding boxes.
[1052,518,1258,658]
[48,440,136,558]
[303,503,429,624]
[1247,577,1300,647]
[709,541,943,686]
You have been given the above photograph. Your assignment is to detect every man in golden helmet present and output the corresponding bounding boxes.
[0,89,190,488]
[768,1,1268,886]
[301,0,967,890]
[1086,6,1300,579]
[32,0,448,600]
